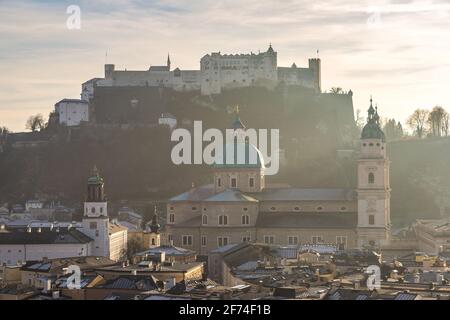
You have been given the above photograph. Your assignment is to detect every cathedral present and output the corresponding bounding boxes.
[165,99,391,255]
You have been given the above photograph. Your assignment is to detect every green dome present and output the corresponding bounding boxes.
[87,166,104,185]
[214,142,265,169]
[361,122,386,142]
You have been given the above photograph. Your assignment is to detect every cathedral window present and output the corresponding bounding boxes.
[264,235,275,245]
[368,172,375,184]
[218,215,228,226]
[312,236,324,244]
[202,215,208,225]
[218,237,229,247]
[288,236,299,245]
[182,235,193,246]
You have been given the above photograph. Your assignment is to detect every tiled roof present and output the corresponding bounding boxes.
[169,184,215,202]
[256,212,357,229]
[250,188,356,201]
[0,228,93,245]
[204,189,258,202]
[21,256,116,273]
[135,245,196,257]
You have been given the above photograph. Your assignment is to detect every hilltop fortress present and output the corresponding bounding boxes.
[84,45,321,97]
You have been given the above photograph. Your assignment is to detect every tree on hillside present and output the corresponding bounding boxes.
[406,109,429,139]
[0,127,10,152]
[442,112,449,137]
[25,114,46,132]
[383,118,404,141]
[428,106,447,137]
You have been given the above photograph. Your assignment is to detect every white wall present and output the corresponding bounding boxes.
[56,100,89,126]
[0,243,91,266]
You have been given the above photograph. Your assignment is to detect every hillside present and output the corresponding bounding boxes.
[0,86,377,220]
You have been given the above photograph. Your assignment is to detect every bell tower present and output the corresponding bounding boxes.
[357,98,391,249]
[146,206,161,248]
[82,166,110,257]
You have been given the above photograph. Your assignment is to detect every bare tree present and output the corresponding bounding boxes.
[428,106,446,137]
[25,114,45,132]
[406,109,429,138]
[355,109,365,130]
[442,112,449,136]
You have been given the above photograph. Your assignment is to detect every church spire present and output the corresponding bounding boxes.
[149,205,161,233]
[167,53,171,70]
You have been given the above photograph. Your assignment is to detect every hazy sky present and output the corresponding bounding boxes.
[1,0,449,131]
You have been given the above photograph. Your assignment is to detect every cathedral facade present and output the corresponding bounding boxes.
[165,100,391,255]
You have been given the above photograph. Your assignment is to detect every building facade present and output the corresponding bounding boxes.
[166,100,391,255]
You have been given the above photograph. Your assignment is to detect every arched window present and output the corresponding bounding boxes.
[368,172,375,184]
[202,215,208,225]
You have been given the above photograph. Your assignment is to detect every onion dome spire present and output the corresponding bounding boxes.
[361,97,386,142]
[149,205,160,233]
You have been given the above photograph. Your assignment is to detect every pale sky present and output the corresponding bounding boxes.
[1,0,449,132]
